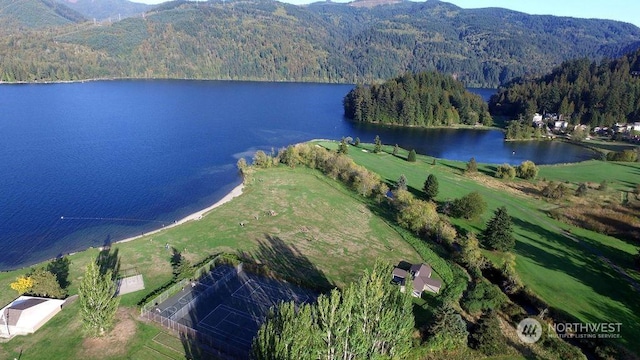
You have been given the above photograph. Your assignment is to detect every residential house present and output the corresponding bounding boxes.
[392,263,442,297]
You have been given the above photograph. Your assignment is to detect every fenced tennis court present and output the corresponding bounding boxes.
[142,263,316,359]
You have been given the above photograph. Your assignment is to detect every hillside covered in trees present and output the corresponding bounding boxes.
[489,48,640,127]
[2,0,640,85]
[343,72,492,127]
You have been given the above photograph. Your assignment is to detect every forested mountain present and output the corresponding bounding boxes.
[55,0,150,21]
[0,0,85,29]
[2,0,640,85]
[489,48,640,127]
[343,71,492,126]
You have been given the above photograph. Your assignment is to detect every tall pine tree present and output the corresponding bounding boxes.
[423,174,439,200]
[482,206,515,251]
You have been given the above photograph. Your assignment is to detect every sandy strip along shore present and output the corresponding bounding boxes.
[112,183,244,246]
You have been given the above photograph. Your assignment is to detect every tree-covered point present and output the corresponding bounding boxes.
[343,72,493,127]
[489,48,640,127]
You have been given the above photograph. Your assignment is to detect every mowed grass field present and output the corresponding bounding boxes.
[0,166,421,359]
[320,141,640,353]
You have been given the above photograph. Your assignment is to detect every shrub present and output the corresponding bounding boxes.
[575,183,588,197]
[606,149,638,162]
[495,164,516,179]
[353,137,360,146]
[392,144,399,155]
[516,160,538,180]
[598,180,608,191]
[542,181,570,199]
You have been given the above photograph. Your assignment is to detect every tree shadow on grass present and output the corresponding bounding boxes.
[96,242,120,280]
[511,217,637,320]
[46,256,71,292]
[177,235,332,359]
[250,234,334,292]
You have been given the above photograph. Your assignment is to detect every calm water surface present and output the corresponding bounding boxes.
[0,80,595,270]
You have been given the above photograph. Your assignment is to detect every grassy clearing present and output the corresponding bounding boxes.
[320,141,640,353]
[0,166,422,359]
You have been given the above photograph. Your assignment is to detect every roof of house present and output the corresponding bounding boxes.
[410,263,431,278]
[392,268,408,279]
[10,298,47,311]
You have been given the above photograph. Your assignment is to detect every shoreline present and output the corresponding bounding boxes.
[109,182,245,247]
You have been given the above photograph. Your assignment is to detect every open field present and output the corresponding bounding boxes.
[0,166,422,359]
[319,141,640,353]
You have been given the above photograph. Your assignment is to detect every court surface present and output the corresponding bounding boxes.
[155,265,316,358]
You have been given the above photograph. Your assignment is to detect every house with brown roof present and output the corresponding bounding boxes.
[391,262,442,297]
[0,296,65,339]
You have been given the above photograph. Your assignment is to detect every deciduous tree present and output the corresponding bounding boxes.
[78,262,120,337]
[10,276,34,295]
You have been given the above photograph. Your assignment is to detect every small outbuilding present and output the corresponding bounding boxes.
[0,296,65,339]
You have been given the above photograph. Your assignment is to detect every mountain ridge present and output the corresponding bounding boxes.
[1,0,640,86]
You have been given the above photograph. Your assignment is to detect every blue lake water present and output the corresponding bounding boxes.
[0,80,596,270]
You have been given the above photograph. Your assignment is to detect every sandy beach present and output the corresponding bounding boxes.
[112,182,244,246]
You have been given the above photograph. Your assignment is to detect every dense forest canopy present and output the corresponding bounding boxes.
[489,48,640,127]
[1,0,640,85]
[343,71,492,127]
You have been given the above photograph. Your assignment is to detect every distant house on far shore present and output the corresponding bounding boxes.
[392,262,442,297]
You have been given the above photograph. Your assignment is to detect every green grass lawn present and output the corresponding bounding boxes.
[320,141,640,353]
[0,166,425,359]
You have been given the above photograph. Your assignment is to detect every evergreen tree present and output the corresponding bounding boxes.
[337,137,349,155]
[407,149,417,162]
[374,135,382,153]
[396,174,408,191]
[427,304,469,351]
[470,309,507,356]
[354,137,360,146]
[423,174,439,200]
[78,262,120,337]
[466,157,478,173]
[482,206,515,251]
[392,144,399,156]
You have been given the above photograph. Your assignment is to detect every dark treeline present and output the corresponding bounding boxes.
[343,72,493,127]
[2,0,640,86]
[490,48,640,127]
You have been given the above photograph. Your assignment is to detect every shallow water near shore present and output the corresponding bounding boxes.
[0,80,596,271]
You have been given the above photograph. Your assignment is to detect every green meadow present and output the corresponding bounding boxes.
[0,166,422,359]
[319,141,640,353]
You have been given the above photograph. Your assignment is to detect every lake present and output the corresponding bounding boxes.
[0,80,595,270]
